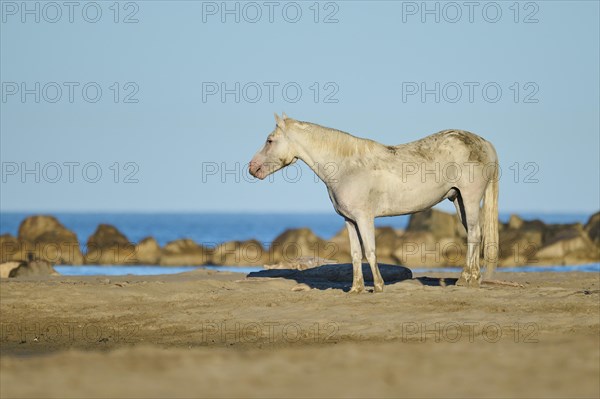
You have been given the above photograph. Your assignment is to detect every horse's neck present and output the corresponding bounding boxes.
[289,122,369,183]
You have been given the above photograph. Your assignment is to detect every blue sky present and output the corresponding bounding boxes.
[1,1,598,213]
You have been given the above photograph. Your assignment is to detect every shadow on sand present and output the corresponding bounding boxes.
[414,276,460,287]
[247,263,457,291]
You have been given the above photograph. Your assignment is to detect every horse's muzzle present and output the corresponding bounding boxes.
[248,161,264,180]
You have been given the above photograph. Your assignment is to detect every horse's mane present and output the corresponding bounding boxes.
[289,120,385,158]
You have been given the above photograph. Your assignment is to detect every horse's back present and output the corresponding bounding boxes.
[393,129,497,165]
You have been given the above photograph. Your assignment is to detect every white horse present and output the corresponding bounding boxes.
[250,113,499,293]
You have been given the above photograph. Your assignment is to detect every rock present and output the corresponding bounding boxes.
[18,215,70,242]
[265,256,337,270]
[507,214,524,230]
[0,234,19,262]
[160,239,210,266]
[535,225,599,265]
[325,226,402,264]
[17,216,83,264]
[0,261,23,278]
[373,227,402,263]
[269,228,343,263]
[498,229,543,266]
[391,209,468,267]
[497,217,554,266]
[405,209,465,240]
[585,212,600,243]
[497,216,600,266]
[85,224,135,264]
[87,224,129,248]
[393,231,465,268]
[212,239,266,266]
[133,237,161,264]
[249,263,412,289]
[8,260,59,278]
[328,228,352,262]
[541,223,583,245]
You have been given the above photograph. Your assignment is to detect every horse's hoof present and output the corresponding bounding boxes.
[456,277,468,286]
[468,279,481,288]
[457,277,481,288]
[373,284,384,293]
[349,285,365,294]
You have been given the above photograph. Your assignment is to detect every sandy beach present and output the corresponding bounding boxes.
[1,269,598,398]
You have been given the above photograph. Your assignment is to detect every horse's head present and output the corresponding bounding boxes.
[249,113,298,180]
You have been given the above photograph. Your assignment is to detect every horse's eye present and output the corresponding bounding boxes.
[267,139,273,144]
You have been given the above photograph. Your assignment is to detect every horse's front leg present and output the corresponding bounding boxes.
[355,217,385,293]
[345,220,365,294]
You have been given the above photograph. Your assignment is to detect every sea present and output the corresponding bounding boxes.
[1,212,598,276]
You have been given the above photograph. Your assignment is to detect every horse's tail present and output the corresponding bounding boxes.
[482,149,499,279]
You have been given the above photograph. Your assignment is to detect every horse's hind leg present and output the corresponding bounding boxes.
[456,197,482,288]
[355,216,385,293]
[452,193,471,285]
[345,220,365,294]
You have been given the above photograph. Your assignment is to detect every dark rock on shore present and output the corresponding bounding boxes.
[87,224,129,248]
[535,224,597,265]
[270,228,342,263]
[498,216,545,266]
[212,239,266,266]
[585,212,600,244]
[329,227,401,264]
[85,224,136,264]
[0,261,23,278]
[499,215,599,266]
[406,209,466,239]
[134,237,161,264]
[394,209,465,268]
[0,234,19,263]
[160,239,210,266]
[6,216,84,264]
[2,211,598,268]
[8,260,59,278]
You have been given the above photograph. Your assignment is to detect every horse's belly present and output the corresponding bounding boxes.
[377,169,455,214]
[375,185,446,216]
[331,172,450,218]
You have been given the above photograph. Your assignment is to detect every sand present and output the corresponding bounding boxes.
[1,269,599,398]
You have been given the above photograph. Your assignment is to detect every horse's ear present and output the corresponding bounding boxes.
[282,112,288,120]
[274,113,286,130]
